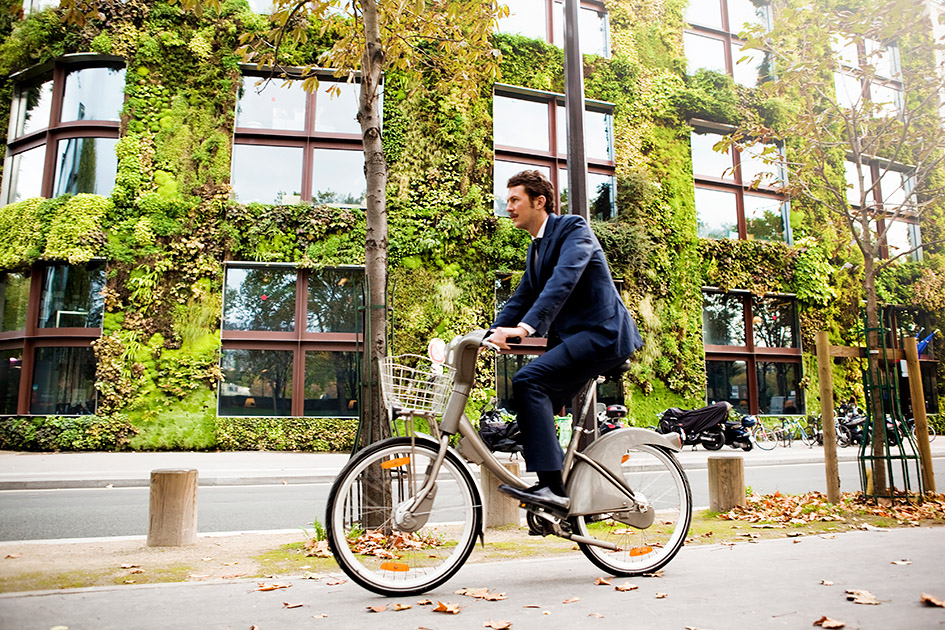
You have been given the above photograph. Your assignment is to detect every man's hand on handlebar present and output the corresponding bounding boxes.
[484,326,526,351]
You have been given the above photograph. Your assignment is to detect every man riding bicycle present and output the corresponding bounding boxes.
[487,170,643,512]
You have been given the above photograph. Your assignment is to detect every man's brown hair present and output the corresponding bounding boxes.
[507,170,556,214]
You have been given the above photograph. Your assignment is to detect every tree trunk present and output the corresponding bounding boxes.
[862,256,888,496]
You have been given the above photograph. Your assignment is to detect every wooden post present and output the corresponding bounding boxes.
[147,468,198,546]
[482,461,521,528]
[904,337,935,493]
[816,331,841,503]
[707,456,745,513]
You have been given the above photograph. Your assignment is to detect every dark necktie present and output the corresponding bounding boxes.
[531,237,542,270]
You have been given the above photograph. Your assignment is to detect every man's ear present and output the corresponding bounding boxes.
[535,194,547,211]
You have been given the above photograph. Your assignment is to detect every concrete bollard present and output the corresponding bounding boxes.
[482,461,521,528]
[707,456,745,514]
[147,468,198,546]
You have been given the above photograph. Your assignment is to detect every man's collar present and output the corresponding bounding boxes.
[533,215,550,240]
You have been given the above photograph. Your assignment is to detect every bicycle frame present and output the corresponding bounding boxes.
[397,329,683,537]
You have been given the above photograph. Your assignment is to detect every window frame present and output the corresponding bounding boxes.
[231,66,370,207]
[497,0,611,58]
[219,262,365,418]
[683,0,771,87]
[2,54,125,205]
[832,36,903,117]
[844,156,921,261]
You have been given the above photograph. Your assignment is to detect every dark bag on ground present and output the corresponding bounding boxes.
[478,419,523,453]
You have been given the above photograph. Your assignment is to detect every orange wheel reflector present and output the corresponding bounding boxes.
[628,546,653,557]
[380,561,410,572]
[381,456,410,469]
[621,454,629,464]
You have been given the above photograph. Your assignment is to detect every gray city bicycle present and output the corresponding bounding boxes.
[325,329,692,596]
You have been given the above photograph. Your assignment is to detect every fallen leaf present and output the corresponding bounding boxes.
[311,613,328,618]
[392,603,411,611]
[281,480,287,485]
[201,557,213,562]
[325,578,346,586]
[643,570,664,578]
[595,577,611,586]
[454,587,506,600]
[542,610,551,615]
[5,553,22,559]
[615,583,639,592]
[283,602,304,609]
[890,559,912,566]
[483,620,512,629]
[123,579,136,584]
[920,593,945,608]
[562,597,580,604]
[813,615,846,628]
[250,626,258,630]
[655,593,668,599]
[120,563,140,569]
[432,601,462,614]
[366,605,388,613]
[820,580,834,586]
[522,605,541,609]
[255,583,292,591]
[188,574,210,580]
[127,569,144,575]
[417,599,434,605]
[845,589,879,605]
[223,561,239,566]
[222,573,247,579]
[589,613,605,618]
[820,534,836,539]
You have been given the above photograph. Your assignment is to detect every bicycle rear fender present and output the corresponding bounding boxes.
[567,428,681,517]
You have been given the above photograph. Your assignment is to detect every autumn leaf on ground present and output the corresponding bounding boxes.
[304,540,332,558]
[417,599,433,605]
[522,605,541,609]
[615,583,639,592]
[813,615,846,628]
[325,577,346,586]
[820,580,834,586]
[655,592,668,599]
[120,563,140,569]
[594,577,612,586]
[127,568,144,574]
[890,559,912,565]
[483,620,511,629]
[4,553,22,559]
[845,589,879,605]
[366,605,388,613]
[222,573,247,579]
[562,597,580,604]
[392,603,411,611]
[223,561,239,566]
[643,570,664,578]
[255,582,292,591]
[123,579,136,584]
[454,587,506,601]
[920,593,945,608]
[283,602,304,609]
[432,601,462,614]
[312,613,328,618]
[201,557,213,562]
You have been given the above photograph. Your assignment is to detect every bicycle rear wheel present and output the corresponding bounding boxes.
[570,444,691,576]
[326,437,481,596]
[753,424,777,450]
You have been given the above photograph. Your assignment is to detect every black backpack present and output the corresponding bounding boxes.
[478,419,523,453]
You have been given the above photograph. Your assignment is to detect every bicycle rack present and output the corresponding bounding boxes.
[856,315,925,500]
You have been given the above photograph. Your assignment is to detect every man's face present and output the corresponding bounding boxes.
[506,184,546,236]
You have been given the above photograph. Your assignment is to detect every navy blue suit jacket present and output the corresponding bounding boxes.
[493,213,642,364]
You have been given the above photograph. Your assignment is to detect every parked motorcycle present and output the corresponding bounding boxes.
[814,403,865,447]
[658,401,755,451]
[598,404,628,436]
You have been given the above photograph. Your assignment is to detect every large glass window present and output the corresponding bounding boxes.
[844,158,920,261]
[3,58,124,205]
[1,272,30,332]
[231,72,370,206]
[219,264,364,418]
[684,0,770,87]
[0,349,22,414]
[37,262,105,329]
[691,129,788,242]
[30,345,97,415]
[703,291,803,415]
[498,0,610,58]
[494,87,616,219]
[833,36,903,117]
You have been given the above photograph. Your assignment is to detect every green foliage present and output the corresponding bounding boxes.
[43,194,111,264]
[0,197,45,268]
[128,388,218,450]
[0,415,138,451]
[215,416,358,452]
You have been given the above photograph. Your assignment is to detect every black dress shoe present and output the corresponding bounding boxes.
[498,483,570,512]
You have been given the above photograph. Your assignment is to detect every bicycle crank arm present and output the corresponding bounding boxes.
[561,532,621,551]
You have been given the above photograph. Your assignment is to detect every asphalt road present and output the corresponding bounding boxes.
[5,457,942,542]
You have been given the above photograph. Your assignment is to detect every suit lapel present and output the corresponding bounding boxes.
[533,214,559,285]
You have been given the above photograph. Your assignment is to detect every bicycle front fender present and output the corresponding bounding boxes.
[567,427,681,517]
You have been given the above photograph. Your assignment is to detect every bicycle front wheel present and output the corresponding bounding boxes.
[753,425,778,450]
[326,437,482,596]
[570,444,692,576]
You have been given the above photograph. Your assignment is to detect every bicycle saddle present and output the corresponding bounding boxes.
[601,359,633,381]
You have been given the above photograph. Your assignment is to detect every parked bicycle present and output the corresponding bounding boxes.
[750,419,779,451]
[325,329,693,596]
[777,416,817,448]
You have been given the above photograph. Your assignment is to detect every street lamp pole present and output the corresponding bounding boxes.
[563,0,588,220]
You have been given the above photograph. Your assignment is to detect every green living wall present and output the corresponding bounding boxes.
[0,0,942,451]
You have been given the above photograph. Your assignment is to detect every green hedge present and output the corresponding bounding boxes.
[0,415,138,451]
[215,416,358,452]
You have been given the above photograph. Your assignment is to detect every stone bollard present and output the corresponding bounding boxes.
[147,468,198,546]
[482,461,521,528]
[707,456,745,514]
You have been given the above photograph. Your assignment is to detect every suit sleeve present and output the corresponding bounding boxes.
[520,217,594,336]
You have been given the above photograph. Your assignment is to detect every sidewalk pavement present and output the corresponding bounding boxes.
[2,441,944,490]
[1,527,943,629]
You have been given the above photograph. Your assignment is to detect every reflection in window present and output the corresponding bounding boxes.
[556,107,612,161]
[727,0,764,33]
[37,263,105,329]
[684,32,727,74]
[223,267,297,332]
[695,187,738,239]
[0,349,22,415]
[53,137,118,196]
[706,360,749,415]
[306,268,363,333]
[14,78,53,137]
[496,0,547,41]
[551,3,610,57]
[314,83,362,134]
[885,220,918,259]
[703,293,746,346]
[8,145,46,202]
[732,42,764,88]
[304,351,359,417]
[60,67,125,123]
[219,349,294,416]
[236,77,306,131]
[744,194,784,242]
[1,272,30,332]
[311,149,366,207]
[496,353,537,411]
[558,169,615,219]
[231,144,304,205]
[30,346,97,415]
[494,96,550,152]
[751,296,797,348]
[690,132,732,180]
[493,160,551,217]
[684,0,722,29]
[756,361,803,415]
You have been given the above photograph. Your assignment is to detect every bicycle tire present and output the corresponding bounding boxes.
[835,424,852,448]
[913,424,937,443]
[326,436,482,596]
[570,444,692,576]
[800,422,818,447]
[753,425,777,451]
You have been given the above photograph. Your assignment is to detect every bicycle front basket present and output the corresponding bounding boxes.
[379,354,455,416]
